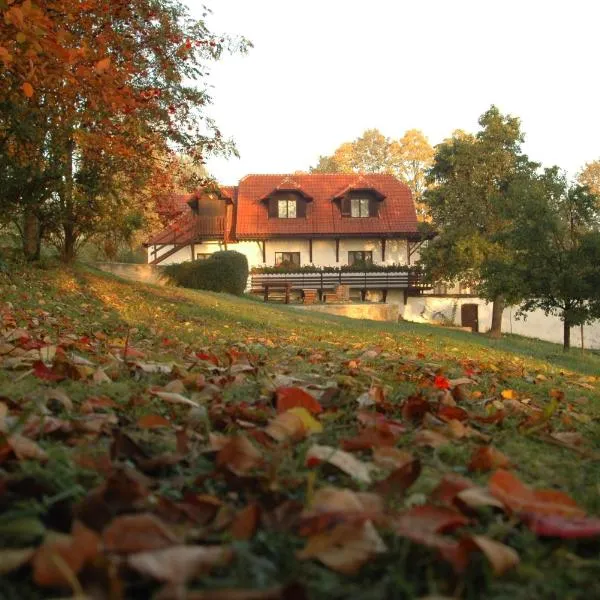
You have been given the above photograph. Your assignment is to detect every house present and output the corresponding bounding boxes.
[145,173,428,300]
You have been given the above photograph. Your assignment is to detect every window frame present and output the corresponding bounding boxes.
[275,251,301,267]
[195,253,212,261]
[350,197,371,218]
[277,198,297,219]
[348,250,373,266]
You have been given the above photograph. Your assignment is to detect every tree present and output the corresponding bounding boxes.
[1,1,250,261]
[310,129,434,217]
[577,160,600,198]
[420,106,538,337]
[485,169,600,350]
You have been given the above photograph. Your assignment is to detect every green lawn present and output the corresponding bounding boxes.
[1,263,600,599]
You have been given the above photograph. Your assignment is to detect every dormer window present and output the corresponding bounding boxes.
[350,197,371,218]
[278,198,297,218]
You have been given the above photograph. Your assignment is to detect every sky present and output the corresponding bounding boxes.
[187,0,600,185]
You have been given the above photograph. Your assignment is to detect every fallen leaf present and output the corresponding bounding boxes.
[460,535,519,576]
[0,547,36,575]
[265,407,322,442]
[137,414,171,429]
[216,434,263,476]
[276,387,322,414]
[150,390,199,408]
[306,444,374,484]
[128,545,233,583]
[414,429,450,448]
[8,435,48,462]
[22,81,34,97]
[372,447,414,471]
[230,504,261,540]
[374,457,421,497]
[394,505,469,534]
[103,513,178,553]
[468,446,511,472]
[522,513,600,538]
[501,389,517,400]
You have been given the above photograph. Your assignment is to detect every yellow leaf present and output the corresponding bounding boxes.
[501,389,516,400]
[22,82,34,98]
[289,407,323,434]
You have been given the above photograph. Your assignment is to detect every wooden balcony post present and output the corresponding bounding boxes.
[309,238,313,263]
[335,238,340,263]
[381,238,386,262]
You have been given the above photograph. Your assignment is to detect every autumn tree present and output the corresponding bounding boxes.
[484,169,600,350]
[311,128,433,218]
[577,160,600,199]
[420,106,539,337]
[0,0,249,261]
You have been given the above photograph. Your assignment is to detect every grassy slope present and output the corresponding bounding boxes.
[2,264,600,599]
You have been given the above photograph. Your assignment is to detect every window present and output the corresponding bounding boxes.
[277,199,297,218]
[348,251,373,266]
[350,197,370,217]
[275,252,301,267]
[195,253,212,260]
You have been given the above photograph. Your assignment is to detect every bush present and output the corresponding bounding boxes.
[165,251,248,295]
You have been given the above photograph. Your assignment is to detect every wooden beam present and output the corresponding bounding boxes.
[406,239,411,265]
[262,240,266,264]
[309,239,313,263]
[381,238,386,262]
[335,238,340,263]
[190,244,194,260]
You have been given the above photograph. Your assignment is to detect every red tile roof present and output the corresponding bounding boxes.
[235,173,418,239]
[146,174,419,247]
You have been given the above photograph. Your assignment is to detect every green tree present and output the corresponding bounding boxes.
[485,169,600,350]
[421,106,538,337]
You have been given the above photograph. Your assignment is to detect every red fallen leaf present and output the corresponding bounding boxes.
[230,504,261,540]
[431,474,477,506]
[401,395,430,422]
[306,456,322,468]
[356,411,405,436]
[122,346,145,358]
[32,360,65,382]
[522,513,600,538]
[137,414,171,429]
[341,428,397,451]
[434,375,451,390]
[80,395,118,413]
[489,469,586,518]
[103,513,178,553]
[437,405,470,422]
[195,351,219,365]
[468,446,511,472]
[374,457,421,497]
[33,521,100,587]
[276,387,323,414]
[394,505,469,534]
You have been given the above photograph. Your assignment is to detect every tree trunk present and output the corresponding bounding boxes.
[22,208,41,261]
[563,319,571,351]
[62,225,76,263]
[60,135,76,263]
[489,295,505,338]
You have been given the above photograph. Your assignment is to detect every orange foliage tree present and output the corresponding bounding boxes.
[0,0,249,260]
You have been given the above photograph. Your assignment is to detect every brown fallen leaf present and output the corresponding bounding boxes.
[128,545,233,583]
[230,504,261,540]
[33,521,100,587]
[305,444,374,484]
[468,446,511,472]
[297,520,386,575]
[460,535,519,576]
[103,513,178,554]
[265,408,322,442]
[550,431,584,446]
[8,434,48,462]
[374,457,421,497]
[414,429,450,448]
[372,447,414,471]
[216,434,263,476]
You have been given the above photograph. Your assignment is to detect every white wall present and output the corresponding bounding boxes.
[398,295,600,350]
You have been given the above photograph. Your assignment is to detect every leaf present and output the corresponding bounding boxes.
[151,389,199,407]
[414,429,450,448]
[137,414,171,429]
[455,487,506,512]
[128,545,233,583]
[230,504,260,540]
[468,446,511,472]
[434,375,451,390]
[93,367,111,383]
[95,57,111,73]
[437,405,470,422]
[33,521,100,587]
[372,447,414,471]
[522,513,600,538]
[374,457,421,497]
[297,520,386,575]
[22,81,34,98]
[341,428,397,451]
[401,395,431,422]
[394,505,469,534]
[356,384,385,407]
[306,444,374,484]
[216,434,263,476]
[501,389,517,400]
[488,469,586,518]
[276,386,322,414]
[103,513,178,553]
[460,535,519,576]
[0,547,36,575]
[8,435,48,462]
[32,360,64,382]
[265,407,322,442]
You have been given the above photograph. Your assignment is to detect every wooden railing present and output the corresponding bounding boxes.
[250,270,428,292]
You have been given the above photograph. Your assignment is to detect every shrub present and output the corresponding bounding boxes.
[165,251,248,295]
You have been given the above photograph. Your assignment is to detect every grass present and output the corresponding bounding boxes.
[1,263,600,599]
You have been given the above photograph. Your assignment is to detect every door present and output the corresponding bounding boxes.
[461,303,479,332]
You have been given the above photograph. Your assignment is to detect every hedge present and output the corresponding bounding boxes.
[165,251,248,295]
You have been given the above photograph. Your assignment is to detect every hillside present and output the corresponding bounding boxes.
[2,264,600,599]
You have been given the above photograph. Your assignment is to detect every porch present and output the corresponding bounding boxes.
[250,270,429,304]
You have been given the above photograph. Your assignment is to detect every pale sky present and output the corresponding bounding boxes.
[187,0,600,185]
